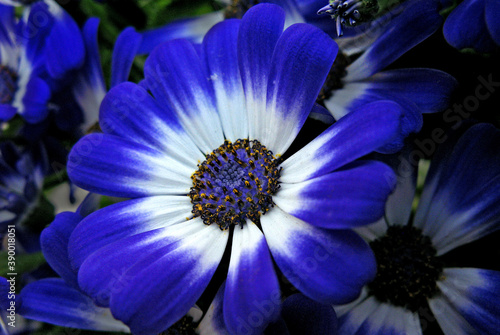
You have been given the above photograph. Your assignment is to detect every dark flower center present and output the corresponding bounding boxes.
[317,0,379,36]
[367,225,444,312]
[161,315,197,335]
[189,139,281,230]
[0,65,18,104]
[224,0,260,19]
[316,51,351,105]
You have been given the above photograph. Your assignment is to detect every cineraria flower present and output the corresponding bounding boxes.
[334,123,500,334]
[136,0,457,154]
[317,0,457,153]
[0,1,84,123]
[441,0,500,53]
[67,4,403,334]
[0,141,47,252]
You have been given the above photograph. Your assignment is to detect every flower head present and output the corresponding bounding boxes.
[67,4,402,334]
[0,1,84,123]
[0,141,47,250]
[336,123,500,334]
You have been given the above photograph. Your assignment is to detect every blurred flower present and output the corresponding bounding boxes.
[0,141,48,252]
[66,4,402,334]
[442,0,500,53]
[335,123,500,334]
[0,193,131,333]
[0,1,84,124]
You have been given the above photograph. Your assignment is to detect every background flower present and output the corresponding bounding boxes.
[0,1,84,123]
[335,123,500,334]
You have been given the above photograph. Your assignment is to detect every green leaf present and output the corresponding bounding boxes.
[22,195,56,233]
[0,252,46,279]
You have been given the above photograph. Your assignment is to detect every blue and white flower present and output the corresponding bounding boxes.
[0,141,47,251]
[442,0,500,53]
[335,123,500,334]
[66,4,402,334]
[0,1,84,123]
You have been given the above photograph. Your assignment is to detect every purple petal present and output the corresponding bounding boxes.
[67,133,192,197]
[275,160,396,229]
[261,206,376,304]
[18,278,129,332]
[224,223,281,334]
[109,221,228,335]
[263,22,338,154]
[280,100,402,183]
[110,27,142,88]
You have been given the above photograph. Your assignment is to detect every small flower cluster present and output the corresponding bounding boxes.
[0,0,498,335]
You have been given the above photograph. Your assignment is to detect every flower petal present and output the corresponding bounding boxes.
[41,212,81,287]
[18,278,129,332]
[109,221,229,335]
[237,4,284,145]
[485,0,500,45]
[337,295,421,335]
[224,222,281,335]
[262,22,338,155]
[99,82,204,167]
[19,76,51,124]
[137,11,225,54]
[44,1,85,79]
[143,38,223,153]
[327,69,457,120]
[77,222,201,307]
[414,123,500,255]
[261,206,376,304]
[280,101,402,183]
[274,160,396,229]
[430,268,500,335]
[0,104,17,121]
[197,282,230,335]
[0,6,15,58]
[202,19,248,141]
[358,143,420,241]
[443,0,497,53]
[69,195,192,271]
[72,18,106,133]
[110,26,142,88]
[67,133,192,197]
